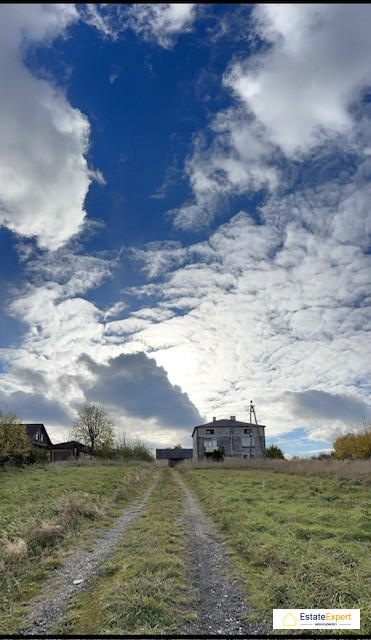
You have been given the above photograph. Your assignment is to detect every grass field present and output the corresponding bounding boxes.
[57,468,194,635]
[180,466,371,635]
[1,460,369,635]
[0,460,155,634]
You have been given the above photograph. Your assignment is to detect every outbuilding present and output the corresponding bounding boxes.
[156,448,193,467]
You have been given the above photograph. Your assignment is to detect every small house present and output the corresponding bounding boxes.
[156,448,193,467]
[23,424,86,462]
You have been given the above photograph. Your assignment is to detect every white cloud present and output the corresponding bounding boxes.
[125,4,196,48]
[226,4,371,156]
[0,4,93,250]
[171,5,371,231]
[88,168,106,186]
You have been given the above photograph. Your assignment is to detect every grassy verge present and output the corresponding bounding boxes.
[0,460,155,634]
[56,468,194,635]
[180,467,371,635]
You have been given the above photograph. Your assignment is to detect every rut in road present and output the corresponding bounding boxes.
[18,480,157,636]
[174,471,266,636]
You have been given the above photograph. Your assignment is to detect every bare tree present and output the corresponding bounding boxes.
[71,402,115,455]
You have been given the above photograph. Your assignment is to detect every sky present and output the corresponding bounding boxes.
[0,3,370,457]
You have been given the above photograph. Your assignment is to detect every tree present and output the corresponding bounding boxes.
[71,402,115,455]
[173,444,183,449]
[265,444,285,459]
[333,420,371,459]
[0,410,31,466]
[114,434,154,462]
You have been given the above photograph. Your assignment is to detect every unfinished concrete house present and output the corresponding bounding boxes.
[192,405,266,461]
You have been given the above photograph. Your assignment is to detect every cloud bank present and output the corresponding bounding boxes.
[79,352,203,428]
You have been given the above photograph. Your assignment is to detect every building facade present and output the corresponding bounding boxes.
[192,416,266,461]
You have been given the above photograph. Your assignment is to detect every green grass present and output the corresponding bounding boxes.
[0,460,155,634]
[180,467,371,635]
[56,468,194,635]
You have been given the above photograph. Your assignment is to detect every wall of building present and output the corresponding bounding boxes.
[193,425,265,460]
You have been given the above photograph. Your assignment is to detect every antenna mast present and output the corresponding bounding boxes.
[249,400,258,425]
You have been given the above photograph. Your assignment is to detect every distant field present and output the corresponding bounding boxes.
[0,461,155,634]
[181,467,371,635]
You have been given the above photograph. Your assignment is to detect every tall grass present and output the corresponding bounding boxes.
[182,457,371,479]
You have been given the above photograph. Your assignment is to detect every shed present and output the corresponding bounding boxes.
[50,441,88,462]
[156,448,193,467]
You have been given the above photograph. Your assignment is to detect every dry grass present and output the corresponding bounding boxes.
[182,456,371,479]
[28,520,64,547]
[0,538,28,566]
[57,492,105,522]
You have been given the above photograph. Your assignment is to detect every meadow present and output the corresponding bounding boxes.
[180,464,371,635]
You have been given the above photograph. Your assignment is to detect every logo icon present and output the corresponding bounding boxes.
[282,612,297,626]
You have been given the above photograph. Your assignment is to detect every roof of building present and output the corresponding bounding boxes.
[23,423,53,447]
[51,441,87,450]
[156,448,193,460]
[192,418,266,437]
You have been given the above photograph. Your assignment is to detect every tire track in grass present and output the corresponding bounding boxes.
[175,471,266,636]
[18,479,157,636]
[52,468,194,635]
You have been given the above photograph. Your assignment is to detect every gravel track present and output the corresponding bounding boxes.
[18,480,157,636]
[175,471,266,636]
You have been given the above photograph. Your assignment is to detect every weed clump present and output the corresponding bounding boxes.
[0,537,28,566]
[57,493,105,524]
[28,520,64,547]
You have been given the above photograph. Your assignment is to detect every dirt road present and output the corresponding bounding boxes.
[18,469,264,635]
[175,471,265,636]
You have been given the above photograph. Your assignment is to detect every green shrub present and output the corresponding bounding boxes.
[265,444,285,459]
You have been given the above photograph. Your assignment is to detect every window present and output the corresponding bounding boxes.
[244,429,251,434]
[206,429,214,434]
[40,434,44,442]
[35,433,39,441]
[204,438,217,448]
[242,436,255,448]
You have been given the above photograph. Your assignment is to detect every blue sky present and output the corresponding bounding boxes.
[0,4,370,456]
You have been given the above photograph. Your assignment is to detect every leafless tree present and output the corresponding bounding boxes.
[71,402,115,455]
